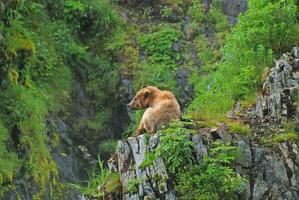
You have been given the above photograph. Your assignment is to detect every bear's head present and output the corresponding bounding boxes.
[127,86,158,110]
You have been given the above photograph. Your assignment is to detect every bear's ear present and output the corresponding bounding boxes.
[143,89,150,99]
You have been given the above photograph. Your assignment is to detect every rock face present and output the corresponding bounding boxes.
[111,127,299,200]
[256,47,299,122]
[111,48,299,200]
[111,135,176,200]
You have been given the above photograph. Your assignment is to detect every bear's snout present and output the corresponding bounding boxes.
[127,101,134,109]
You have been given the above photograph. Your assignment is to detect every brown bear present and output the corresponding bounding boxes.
[127,86,181,136]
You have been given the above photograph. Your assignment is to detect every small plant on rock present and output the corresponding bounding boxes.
[176,142,247,200]
[155,121,196,175]
[70,157,121,198]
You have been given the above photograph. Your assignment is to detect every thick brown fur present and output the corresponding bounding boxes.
[127,86,181,136]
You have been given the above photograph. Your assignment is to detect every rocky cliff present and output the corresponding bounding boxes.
[109,47,299,200]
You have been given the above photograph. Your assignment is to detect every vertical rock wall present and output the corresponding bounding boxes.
[256,47,299,122]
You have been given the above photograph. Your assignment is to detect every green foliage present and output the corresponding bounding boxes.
[64,0,120,41]
[0,85,59,192]
[188,0,298,120]
[208,7,230,32]
[127,178,140,193]
[138,24,180,68]
[188,0,205,22]
[187,76,234,121]
[122,110,144,138]
[156,121,195,174]
[197,120,219,128]
[273,132,297,143]
[98,139,118,158]
[70,158,120,198]
[6,34,36,56]
[272,122,298,143]
[139,152,156,169]
[152,122,247,199]
[227,122,251,135]
[160,6,173,19]
[0,0,123,198]
[0,119,20,185]
[136,24,181,92]
[176,142,247,200]
[195,34,220,68]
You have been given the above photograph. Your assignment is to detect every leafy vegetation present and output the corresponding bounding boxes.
[273,132,297,143]
[188,0,298,121]
[139,152,156,170]
[126,178,140,193]
[260,122,298,144]
[136,24,181,93]
[70,158,121,198]
[98,139,118,160]
[227,122,251,135]
[155,121,195,174]
[0,120,20,187]
[0,0,124,198]
[176,142,247,200]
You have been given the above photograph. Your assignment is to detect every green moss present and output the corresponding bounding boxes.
[0,119,21,185]
[8,68,19,85]
[0,84,62,198]
[260,122,298,145]
[6,34,36,57]
[208,7,229,32]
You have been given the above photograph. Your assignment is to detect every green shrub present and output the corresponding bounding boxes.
[122,110,144,138]
[127,178,140,193]
[64,0,120,42]
[156,121,195,174]
[136,24,181,92]
[176,142,247,200]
